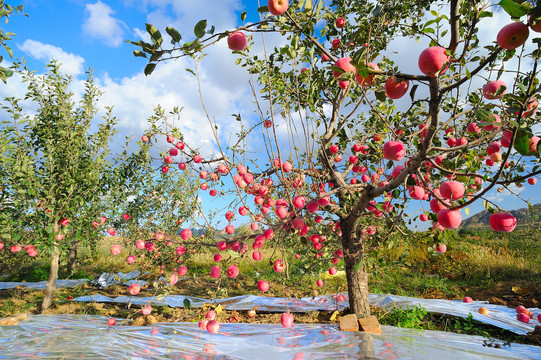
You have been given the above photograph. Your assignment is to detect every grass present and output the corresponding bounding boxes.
[0,228,539,346]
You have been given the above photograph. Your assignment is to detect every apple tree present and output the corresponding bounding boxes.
[127,0,541,320]
[0,62,158,310]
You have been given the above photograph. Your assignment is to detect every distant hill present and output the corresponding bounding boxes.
[461,203,541,229]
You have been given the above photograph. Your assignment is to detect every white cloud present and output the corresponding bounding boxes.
[94,39,253,159]
[18,39,85,76]
[82,1,125,47]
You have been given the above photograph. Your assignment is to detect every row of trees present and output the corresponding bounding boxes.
[0,62,198,310]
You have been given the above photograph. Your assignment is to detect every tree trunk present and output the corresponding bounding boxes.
[341,215,371,318]
[67,241,78,274]
[42,244,60,311]
[344,250,371,317]
[42,221,60,312]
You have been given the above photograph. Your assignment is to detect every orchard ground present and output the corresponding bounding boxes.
[1,227,539,346]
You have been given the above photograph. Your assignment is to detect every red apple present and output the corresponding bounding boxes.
[258,280,269,292]
[409,186,425,200]
[227,31,247,51]
[247,310,256,318]
[206,310,217,321]
[333,57,356,79]
[281,312,294,328]
[463,296,473,303]
[199,319,209,331]
[316,279,324,287]
[252,251,262,261]
[528,177,537,185]
[517,313,530,323]
[293,196,305,209]
[497,22,529,50]
[129,283,141,296]
[437,209,462,229]
[110,244,122,255]
[382,141,406,161]
[206,320,220,334]
[141,135,149,142]
[435,243,447,253]
[385,78,409,99]
[107,318,116,326]
[226,264,239,278]
[483,80,507,100]
[180,228,192,240]
[418,46,449,77]
[440,181,465,200]
[489,213,517,233]
[530,15,541,32]
[335,17,345,28]
[210,265,221,279]
[268,0,289,16]
[177,266,188,276]
[273,259,285,273]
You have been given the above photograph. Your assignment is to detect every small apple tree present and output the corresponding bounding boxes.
[0,62,159,310]
[128,0,541,319]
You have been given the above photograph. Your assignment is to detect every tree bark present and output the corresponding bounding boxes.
[343,243,371,318]
[67,241,78,274]
[41,244,60,311]
[42,222,60,312]
[341,216,371,318]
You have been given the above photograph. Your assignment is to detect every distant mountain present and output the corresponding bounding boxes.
[461,203,541,229]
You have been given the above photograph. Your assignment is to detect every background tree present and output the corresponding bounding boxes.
[128,0,541,320]
[0,1,25,82]
[0,62,155,310]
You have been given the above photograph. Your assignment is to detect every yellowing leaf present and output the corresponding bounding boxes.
[330,310,339,321]
[512,286,531,296]
[465,208,470,216]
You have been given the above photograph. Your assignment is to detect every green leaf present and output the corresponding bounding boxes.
[375,89,386,102]
[4,45,12,58]
[146,23,163,46]
[165,26,182,43]
[228,249,240,258]
[240,11,247,21]
[478,11,493,18]
[144,63,156,76]
[257,6,269,12]
[514,129,530,155]
[354,261,362,271]
[183,298,191,309]
[194,19,207,38]
[1,233,11,240]
[392,189,400,199]
[498,0,530,18]
[45,224,53,234]
[528,201,535,214]
[133,50,147,58]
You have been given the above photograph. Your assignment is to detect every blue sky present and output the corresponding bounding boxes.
[1,0,540,231]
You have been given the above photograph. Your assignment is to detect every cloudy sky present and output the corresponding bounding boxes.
[1,0,540,230]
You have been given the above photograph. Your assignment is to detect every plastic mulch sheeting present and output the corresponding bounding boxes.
[0,279,89,290]
[73,293,540,336]
[0,315,539,360]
